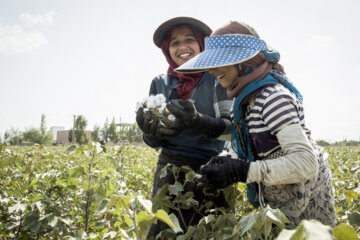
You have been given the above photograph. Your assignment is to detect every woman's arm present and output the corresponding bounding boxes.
[247,123,318,186]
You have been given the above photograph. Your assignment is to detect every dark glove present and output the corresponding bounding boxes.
[136,107,181,139]
[165,99,227,138]
[195,155,250,189]
[165,99,203,131]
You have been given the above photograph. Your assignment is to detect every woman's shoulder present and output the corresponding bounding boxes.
[151,74,168,82]
[255,84,296,101]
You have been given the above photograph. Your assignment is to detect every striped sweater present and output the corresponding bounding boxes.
[231,83,336,226]
[244,84,311,159]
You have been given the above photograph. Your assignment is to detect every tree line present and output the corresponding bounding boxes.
[1,114,143,146]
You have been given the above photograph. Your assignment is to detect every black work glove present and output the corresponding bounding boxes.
[195,155,250,189]
[165,99,202,131]
[136,107,181,139]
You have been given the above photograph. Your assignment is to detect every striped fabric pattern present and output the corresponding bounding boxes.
[231,84,311,159]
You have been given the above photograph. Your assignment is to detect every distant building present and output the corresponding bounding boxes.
[50,126,65,142]
[56,130,92,144]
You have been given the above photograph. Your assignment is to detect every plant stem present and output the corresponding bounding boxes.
[84,148,96,233]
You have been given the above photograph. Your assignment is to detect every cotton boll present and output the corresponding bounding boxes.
[158,103,167,112]
[167,114,176,121]
[143,108,150,113]
[154,95,161,108]
[146,95,156,109]
[137,94,169,116]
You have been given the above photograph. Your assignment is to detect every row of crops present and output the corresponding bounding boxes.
[0,143,359,239]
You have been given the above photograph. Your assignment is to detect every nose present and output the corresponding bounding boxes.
[209,68,217,75]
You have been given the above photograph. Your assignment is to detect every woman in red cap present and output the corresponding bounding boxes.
[136,17,233,238]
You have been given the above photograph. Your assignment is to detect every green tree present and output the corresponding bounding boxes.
[101,118,109,142]
[92,125,100,142]
[23,127,52,145]
[4,128,23,145]
[40,114,46,135]
[108,118,119,143]
[316,140,330,147]
[69,115,89,145]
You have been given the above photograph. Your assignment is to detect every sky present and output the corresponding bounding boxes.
[0,0,359,142]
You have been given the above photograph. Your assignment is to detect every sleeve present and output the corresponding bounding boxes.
[213,82,233,140]
[246,87,318,186]
[261,86,301,135]
[149,79,157,96]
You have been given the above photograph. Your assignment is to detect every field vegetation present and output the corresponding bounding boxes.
[0,143,360,239]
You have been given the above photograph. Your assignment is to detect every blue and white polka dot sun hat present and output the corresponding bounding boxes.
[175,34,268,73]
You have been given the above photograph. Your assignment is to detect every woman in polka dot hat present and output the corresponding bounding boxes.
[136,17,234,238]
[176,21,337,227]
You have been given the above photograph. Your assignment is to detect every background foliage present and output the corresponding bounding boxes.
[0,144,359,239]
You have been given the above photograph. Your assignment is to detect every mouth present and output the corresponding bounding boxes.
[215,73,225,80]
[178,52,192,60]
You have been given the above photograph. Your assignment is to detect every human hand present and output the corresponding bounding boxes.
[195,155,250,189]
[136,107,181,139]
[165,99,200,130]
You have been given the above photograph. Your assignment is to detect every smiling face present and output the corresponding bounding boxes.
[168,26,201,67]
[209,65,239,88]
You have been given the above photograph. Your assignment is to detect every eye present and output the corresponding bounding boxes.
[170,41,179,47]
[185,38,196,44]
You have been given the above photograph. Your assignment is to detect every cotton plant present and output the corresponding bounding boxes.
[136,94,176,121]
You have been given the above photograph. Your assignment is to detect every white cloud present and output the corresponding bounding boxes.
[19,11,56,26]
[0,11,55,54]
[0,24,47,54]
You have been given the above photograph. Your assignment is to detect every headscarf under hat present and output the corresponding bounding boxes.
[161,25,206,99]
[211,21,285,98]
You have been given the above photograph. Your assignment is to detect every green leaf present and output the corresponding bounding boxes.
[103,231,117,238]
[205,214,215,224]
[177,225,195,240]
[48,216,58,227]
[345,190,359,201]
[92,142,103,154]
[136,211,153,223]
[179,165,192,173]
[66,145,77,152]
[184,197,198,208]
[59,217,71,226]
[96,198,110,215]
[168,181,183,195]
[119,228,129,238]
[137,196,152,214]
[69,166,86,178]
[159,165,168,179]
[276,229,297,240]
[185,170,196,182]
[169,213,183,233]
[39,213,53,222]
[348,211,360,226]
[264,206,289,229]
[88,233,98,239]
[333,223,359,240]
[239,211,256,236]
[155,209,174,228]
[35,201,44,213]
[23,212,39,230]
[286,220,333,240]
[152,184,172,212]
[30,221,41,233]
[95,220,106,228]
[8,201,26,214]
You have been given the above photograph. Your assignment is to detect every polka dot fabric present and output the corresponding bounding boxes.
[175,34,268,73]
